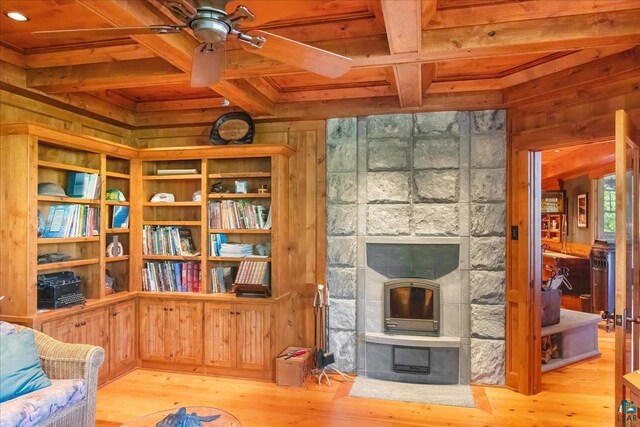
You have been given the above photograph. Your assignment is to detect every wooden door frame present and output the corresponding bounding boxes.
[507,126,616,395]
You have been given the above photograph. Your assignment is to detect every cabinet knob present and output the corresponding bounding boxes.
[112,312,118,317]
[74,323,80,328]
[229,311,235,315]
[169,308,174,312]
[81,321,86,326]
[235,311,240,315]
[164,308,167,311]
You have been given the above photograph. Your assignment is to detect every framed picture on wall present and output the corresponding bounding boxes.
[577,193,588,228]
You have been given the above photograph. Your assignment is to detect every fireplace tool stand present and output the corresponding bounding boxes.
[312,284,354,386]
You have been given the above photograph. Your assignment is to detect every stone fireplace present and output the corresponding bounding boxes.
[326,111,507,385]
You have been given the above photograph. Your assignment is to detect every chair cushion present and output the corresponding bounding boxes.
[0,321,17,336]
[0,379,86,427]
[0,330,52,403]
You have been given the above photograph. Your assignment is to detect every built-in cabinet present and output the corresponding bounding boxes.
[139,298,203,365]
[0,124,295,383]
[204,302,271,371]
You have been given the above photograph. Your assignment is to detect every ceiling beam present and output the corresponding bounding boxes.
[429,0,640,29]
[26,58,189,93]
[380,0,424,108]
[135,97,229,112]
[505,46,640,106]
[24,42,156,69]
[278,85,396,103]
[79,0,275,116]
[543,143,614,181]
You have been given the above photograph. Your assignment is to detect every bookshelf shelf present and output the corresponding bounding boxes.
[38,196,100,205]
[142,221,201,226]
[143,174,202,181]
[208,172,271,179]
[37,160,100,175]
[143,201,201,207]
[38,236,100,244]
[208,228,271,234]
[106,200,130,206]
[105,255,130,263]
[106,228,130,234]
[208,193,271,199]
[142,255,202,261]
[105,171,130,179]
[208,256,272,262]
[37,258,100,271]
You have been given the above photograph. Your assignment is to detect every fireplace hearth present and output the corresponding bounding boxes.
[385,279,440,336]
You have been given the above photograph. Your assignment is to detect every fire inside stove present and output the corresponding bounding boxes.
[384,278,440,336]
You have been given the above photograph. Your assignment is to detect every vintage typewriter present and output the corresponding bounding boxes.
[37,271,86,309]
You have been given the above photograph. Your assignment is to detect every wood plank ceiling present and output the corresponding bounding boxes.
[0,0,639,125]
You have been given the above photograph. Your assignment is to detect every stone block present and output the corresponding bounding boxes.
[329,329,357,372]
[470,339,505,385]
[471,110,506,133]
[327,173,357,204]
[470,169,506,202]
[366,114,413,139]
[470,304,505,339]
[414,169,459,202]
[367,172,410,203]
[414,111,460,137]
[470,237,506,270]
[470,133,506,169]
[413,204,460,236]
[470,203,506,236]
[329,298,357,330]
[327,237,357,267]
[470,271,506,304]
[367,205,411,235]
[327,118,357,173]
[327,205,357,236]
[414,137,460,169]
[327,267,357,299]
[368,138,410,171]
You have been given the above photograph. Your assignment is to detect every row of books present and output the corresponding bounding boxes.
[210,266,236,293]
[67,172,101,199]
[208,201,271,230]
[220,243,253,258]
[142,226,199,256]
[141,261,201,292]
[43,205,99,238]
[235,260,270,285]
[209,233,228,257]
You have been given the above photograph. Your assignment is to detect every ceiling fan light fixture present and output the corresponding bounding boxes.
[4,11,29,21]
[189,6,230,43]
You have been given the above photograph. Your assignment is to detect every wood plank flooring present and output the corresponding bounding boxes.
[96,329,615,426]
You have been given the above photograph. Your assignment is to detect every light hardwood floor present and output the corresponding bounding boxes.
[96,329,614,426]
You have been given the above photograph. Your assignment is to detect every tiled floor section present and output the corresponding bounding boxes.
[349,377,475,407]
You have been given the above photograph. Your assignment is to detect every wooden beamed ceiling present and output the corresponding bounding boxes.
[0,0,639,125]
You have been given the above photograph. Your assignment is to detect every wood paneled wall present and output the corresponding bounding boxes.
[131,121,327,347]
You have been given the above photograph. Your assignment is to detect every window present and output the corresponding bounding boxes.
[596,174,616,241]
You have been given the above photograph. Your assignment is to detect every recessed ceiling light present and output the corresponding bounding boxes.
[554,149,561,153]
[4,11,29,22]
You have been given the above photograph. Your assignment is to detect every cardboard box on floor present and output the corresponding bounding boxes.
[276,347,313,387]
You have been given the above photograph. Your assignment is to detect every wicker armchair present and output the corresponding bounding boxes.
[12,324,105,427]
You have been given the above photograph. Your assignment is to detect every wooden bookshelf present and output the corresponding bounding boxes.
[142,220,201,226]
[142,174,202,181]
[38,236,100,244]
[37,258,100,271]
[105,171,130,179]
[208,193,271,199]
[37,195,100,204]
[38,160,100,174]
[105,255,130,263]
[208,229,271,234]
[106,228,130,234]
[208,172,271,179]
[142,255,202,261]
[208,257,272,262]
[106,200,130,206]
[143,201,201,207]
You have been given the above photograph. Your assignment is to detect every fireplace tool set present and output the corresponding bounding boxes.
[312,283,354,386]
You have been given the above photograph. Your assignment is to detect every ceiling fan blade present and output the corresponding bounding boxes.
[191,42,224,87]
[32,25,185,38]
[240,30,352,79]
[225,0,330,26]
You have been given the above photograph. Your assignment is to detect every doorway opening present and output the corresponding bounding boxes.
[535,141,615,393]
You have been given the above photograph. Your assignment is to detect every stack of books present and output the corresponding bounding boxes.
[219,243,253,257]
[142,261,201,292]
[143,226,199,256]
[67,172,101,200]
[208,201,270,229]
[209,233,227,257]
[43,205,99,238]
[210,266,236,293]
[235,260,270,285]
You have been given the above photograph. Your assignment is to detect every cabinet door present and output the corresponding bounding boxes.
[204,303,236,368]
[41,315,78,344]
[236,304,271,371]
[77,308,110,384]
[168,301,203,365]
[139,299,168,362]
[110,300,137,376]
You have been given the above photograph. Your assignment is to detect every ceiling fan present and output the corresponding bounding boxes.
[31,0,352,87]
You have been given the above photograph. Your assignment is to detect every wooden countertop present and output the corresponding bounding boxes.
[543,251,588,260]
[623,371,640,396]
